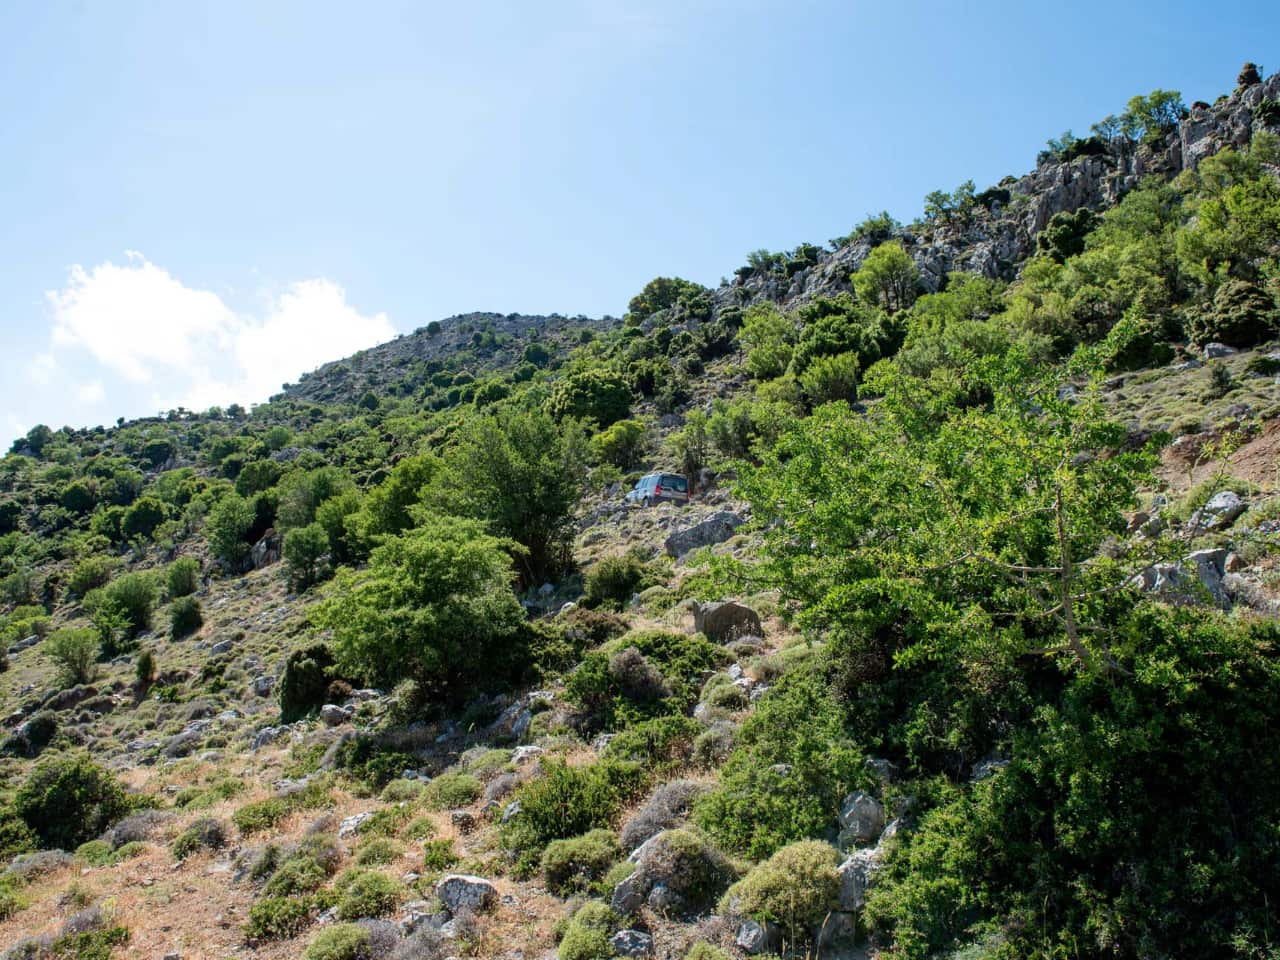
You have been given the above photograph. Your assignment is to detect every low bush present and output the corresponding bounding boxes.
[334,868,401,920]
[303,923,372,960]
[684,945,730,960]
[540,829,621,895]
[170,817,227,859]
[620,780,706,852]
[557,901,617,960]
[355,838,403,866]
[504,758,645,873]
[404,817,437,841]
[604,715,701,767]
[233,798,291,835]
[245,896,314,941]
[421,772,482,811]
[264,856,329,897]
[166,557,200,599]
[356,806,409,837]
[421,838,458,872]
[15,752,130,850]
[74,840,114,867]
[44,628,99,687]
[720,840,841,942]
[630,828,735,912]
[379,779,424,803]
[279,643,338,723]
[583,553,657,610]
[169,596,203,638]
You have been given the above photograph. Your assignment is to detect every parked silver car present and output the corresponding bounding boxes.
[625,472,690,506]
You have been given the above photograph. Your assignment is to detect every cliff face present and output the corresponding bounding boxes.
[714,72,1280,315]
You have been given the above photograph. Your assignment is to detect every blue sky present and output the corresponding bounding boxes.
[1,0,1276,446]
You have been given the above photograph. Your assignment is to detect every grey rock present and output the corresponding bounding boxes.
[320,704,352,727]
[338,812,373,838]
[664,511,744,558]
[609,930,655,957]
[837,848,884,912]
[1190,490,1247,530]
[250,675,275,697]
[1132,548,1230,609]
[251,530,282,569]
[736,920,780,955]
[610,872,645,915]
[500,800,521,824]
[436,874,498,915]
[511,745,543,765]
[1204,342,1238,359]
[837,791,885,848]
[692,601,763,643]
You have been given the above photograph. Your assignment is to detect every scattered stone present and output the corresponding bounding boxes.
[692,601,763,643]
[436,874,498,915]
[837,791,885,849]
[664,511,744,558]
[450,811,477,835]
[1190,490,1247,530]
[609,930,655,957]
[511,745,543,765]
[1203,342,1238,359]
[837,847,884,913]
[736,920,780,955]
[320,704,353,727]
[338,812,373,838]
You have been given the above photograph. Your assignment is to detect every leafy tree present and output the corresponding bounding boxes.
[59,479,96,515]
[739,303,795,380]
[315,514,527,694]
[1121,89,1187,145]
[96,571,158,638]
[15,752,129,849]
[923,180,976,225]
[45,628,99,686]
[432,407,588,583]
[665,410,709,482]
[284,523,329,590]
[546,369,633,427]
[626,277,710,320]
[791,294,896,376]
[1036,208,1098,263]
[1185,277,1280,347]
[1239,61,1262,86]
[207,494,256,567]
[121,495,167,541]
[166,557,200,598]
[798,351,861,406]
[276,466,355,531]
[591,419,647,470]
[851,240,919,312]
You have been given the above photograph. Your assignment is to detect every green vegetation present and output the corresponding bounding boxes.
[14,752,129,850]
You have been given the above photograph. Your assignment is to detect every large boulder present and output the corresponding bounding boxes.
[609,930,655,958]
[436,874,499,915]
[664,511,744,559]
[610,829,734,917]
[693,601,763,643]
[251,529,283,569]
[837,791,885,849]
[836,847,884,913]
[1189,490,1247,531]
[1132,548,1230,609]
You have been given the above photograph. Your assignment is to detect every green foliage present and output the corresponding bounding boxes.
[15,752,129,850]
[121,495,167,540]
[504,758,645,871]
[540,828,621,895]
[684,945,730,960]
[548,368,633,428]
[591,419,647,470]
[48,925,131,960]
[1122,88,1188,144]
[740,303,795,380]
[315,514,527,693]
[206,493,255,566]
[696,668,866,859]
[583,553,657,611]
[284,522,330,590]
[420,772,482,810]
[421,838,457,871]
[277,466,355,532]
[233,798,291,835]
[67,555,117,598]
[334,868,401,920]
[923,180,976,225]
[557,901,617,960]
[44,628,99,686]
[135,649,155,685]
[627,276,710,320]
[798,351,860,406]
[791,294,896,378]
[301,924,373,960]
[168,595,202,638]
[721,840,841,941]
[831,211,900,249]
[1036,208,1097,263]
[431,406,588,583]
[354,837,402,866]
[170,817,227,858]
[279,643,338,722]
[852,240,919,312]
[1185,277,1279,347]
[165,557,200,598]
[245,896,313,940]
[97,571,158,638]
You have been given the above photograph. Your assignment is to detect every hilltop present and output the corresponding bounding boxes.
[1,62,1280,960]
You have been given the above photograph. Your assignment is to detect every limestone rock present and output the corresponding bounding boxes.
[692,601,763,643]
[837,791,886,849]
[436,874,498,915]
[664,511,744,558]
[609,930,655,958]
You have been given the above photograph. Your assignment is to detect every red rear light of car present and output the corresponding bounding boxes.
[655,484,663,494]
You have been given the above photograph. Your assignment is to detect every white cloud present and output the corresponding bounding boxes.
[77,380,105,404]
[41,253,395,415]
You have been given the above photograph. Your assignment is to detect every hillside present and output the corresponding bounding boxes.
[2,62,1280,960]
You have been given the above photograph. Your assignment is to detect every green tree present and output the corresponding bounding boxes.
[121,495,168,541]
[739,303,795,380]
[546,369,633,427]
[1122,89,1188,144]
[44,628,99,686]
[276,466,355,531]
[15,752,129,850]
[852,240,920,312]
[798,351,860,406]
[314,514,527,694]
[207,494,255,567]
[431,407,588,584]
[284,523,329,590]
[591,419,647,470]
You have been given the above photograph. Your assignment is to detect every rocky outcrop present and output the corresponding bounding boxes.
[435,874,498,914]
[251,530,282,569]
[692,600,763,643]
[664,511,744,558]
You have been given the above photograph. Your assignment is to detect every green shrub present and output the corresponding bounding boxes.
[355,806,409,837]
[684,945,730,960]
[421,772,482,811]
[379,779,424,803]
[166,557,200,598]
[245,896,313,940]
[15,752,130,850]
[405,817,437,841]
[170,817,227,859]
[44,628,99,687]
[135,649,155,686]
[604,715,702,767]
[547,369,633,427]
[49,925,131,960]
[557,901,617,960]
[721,840,841,941]
[1186,278,1279,347]
[279,643,337,722]
[504,758,645,872]
[334,868,401,920]
[421,838,458,872]
[302,923,371,960]
[233,798,290,835]
[541,829,621,895]
[74,840,114,867]
[111,841,145,861]
[355,838,403,866]
[696,670,867,859]
[67,556,117,598]
[583,553,656,611]
[264,856,328,896]
[97,571,159,637]
[285,522,330,590]
[169,596,203,638]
